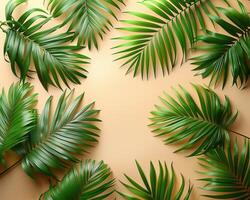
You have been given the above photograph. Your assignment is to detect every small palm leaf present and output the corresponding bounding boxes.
[40,160,114,200]
[22,91,101,177]
[192,2,250,88]
[0,82,37,165]
[3,0,89,90]
[199,137,250,199]
[47,0,125,50]
[118,161,192,200]
[150,84,237,156]
[113,0,227,78]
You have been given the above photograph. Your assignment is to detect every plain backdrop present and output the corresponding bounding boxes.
[0,0,250,199]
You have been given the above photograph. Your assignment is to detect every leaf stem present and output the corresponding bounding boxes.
[0,159,22,177]
[229,129,250,140]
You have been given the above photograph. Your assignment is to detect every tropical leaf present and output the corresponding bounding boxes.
[199,137,250,199]
[3,0,89,90]
[40,160,114,200]
[0,82,37,165]
[118,161,192,200]
[192,2,250,88]
[22,91,101,177]
[150,84,237,156]
[113,0,228,78]
[47,0,125,50]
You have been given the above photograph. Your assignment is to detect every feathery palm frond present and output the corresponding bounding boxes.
[0,82,37,165]
[113,0,229,79]
[199,137,250,199]
[47,0,125,50]
[150,84,237,156]
[22,91,101,177]
[118,161,192,200]
[40,160,114,200]
[192,2,250,88]
[3,0,89,90]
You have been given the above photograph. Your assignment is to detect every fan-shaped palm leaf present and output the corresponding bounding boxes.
[192,2,250,88]
[2,0,89,90]
[22,91,101,177]
[199,137,250,199]
[0,82,37,165]
[150,84,237,156]
[47,0,125,50]
[113,0,229,78]
[118,161,192,200]
[40,160,114,200]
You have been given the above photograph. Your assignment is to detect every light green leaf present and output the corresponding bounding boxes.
[150,84,237,156]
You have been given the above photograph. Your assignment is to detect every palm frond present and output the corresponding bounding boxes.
[47,0,125,50]
[199,137,250,199]
[3,0,89,90]
[113,0,227,79]
[150,84,237,156]
[192,2,250,88]
[40,160,114,200]
[22,91,101,177]
[118,161,192,200]
[0,82,37,165]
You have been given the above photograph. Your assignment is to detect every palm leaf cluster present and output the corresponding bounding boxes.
[113,0,228,78]
[47,0,125,50]
[0,82,37,165]
[22,90,101,177]
[40,160,114,200]
[150,84,237,156]
[4,0,89,90]
[192,2,250,87]
[119,161,193,200]
[199,137,250,199]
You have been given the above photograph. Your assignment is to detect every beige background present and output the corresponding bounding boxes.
[0,0,250,199]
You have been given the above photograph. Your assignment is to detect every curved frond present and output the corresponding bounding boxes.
[41,160,114,200]
[22,91,101,177]
[118,161,192,200]
[0,82,37,165]
[47,0,125,50]
[199,137,250,199]
[150,84,237,156]
[192,3,250,88]
[113,0,225,78]
[4,0,89,90]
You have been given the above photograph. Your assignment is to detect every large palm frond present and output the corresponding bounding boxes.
[3,0,89,90]
[47,0,125,50]
[40,160,114,200]
[150,84,237,156]
[199,137,250,199]
[0,82,37,165]
[118,161,192,200]
[113,0,229,79]
[192,2,250,88]
[22,91,101,177]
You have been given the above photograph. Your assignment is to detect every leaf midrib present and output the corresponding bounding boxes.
[161,111,229,132]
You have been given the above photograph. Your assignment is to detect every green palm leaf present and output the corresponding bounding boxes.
[47,0,125,50]
[22,91,101,177]
[192,2,250,88]
[118,161,192,200]
[150,84,237,156]
[113,0,228,78]
[40,160,114,200]
[199,137,250,199]
[3,0,89,90]
[0,82,37,165]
